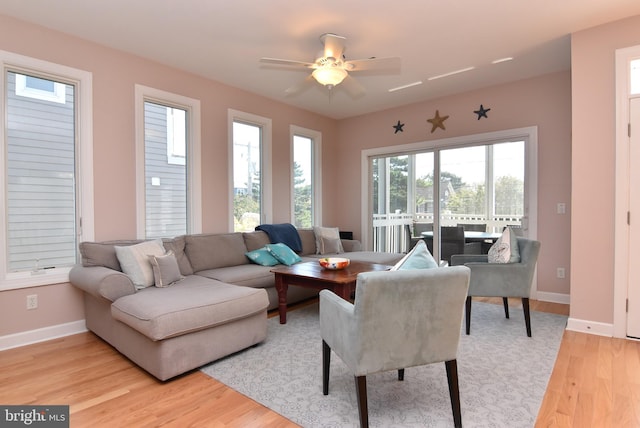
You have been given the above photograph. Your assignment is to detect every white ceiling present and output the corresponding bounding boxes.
[2,1,640,119]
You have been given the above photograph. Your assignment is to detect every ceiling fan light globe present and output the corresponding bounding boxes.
[312,67,348,87]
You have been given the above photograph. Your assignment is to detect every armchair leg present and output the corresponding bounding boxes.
[465,296,472,335]
[322,340,331,395]
[503,297,510,319]
[398,369,404,381]
[355,375,369,428]
[445,359,462,428]
[522,297,532,337]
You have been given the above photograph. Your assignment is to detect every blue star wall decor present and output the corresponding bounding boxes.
[474,104,491,120]
[393,120,405,133]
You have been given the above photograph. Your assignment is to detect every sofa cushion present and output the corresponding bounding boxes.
[80,240,142,271]
[197,264,275,288]
[111,276,268,341]
[115,240,166,289]
[185,233,249,272]
[162,235,194,276]
[297,229,317,255]
[243,231,271,252]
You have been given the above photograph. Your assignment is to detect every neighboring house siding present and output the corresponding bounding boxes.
[6,72,76,271]
[144,102,187,238]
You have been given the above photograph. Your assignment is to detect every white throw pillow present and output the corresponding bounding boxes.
[313,226,344,255]
[488,227,521,263]
[115,239,166,289]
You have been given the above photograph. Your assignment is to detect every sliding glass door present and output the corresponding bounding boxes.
[369,133,529,262]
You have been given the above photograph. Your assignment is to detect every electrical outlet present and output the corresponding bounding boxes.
[557,203,566,214]
[26,294,38,310]
[556,268,566,279]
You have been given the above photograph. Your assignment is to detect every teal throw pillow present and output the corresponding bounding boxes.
[266,243,302,266]
[245,247,281,266]
[390,239,438,270]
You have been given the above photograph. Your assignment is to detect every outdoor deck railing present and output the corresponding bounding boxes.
[372,213,522,253]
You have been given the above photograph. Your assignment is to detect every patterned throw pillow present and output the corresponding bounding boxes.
[114,239,166,289]
[488,227,521,263]
[245,247,281,266]
[391,240,439,270]
[149,251,184,287]
[266,243,302,266]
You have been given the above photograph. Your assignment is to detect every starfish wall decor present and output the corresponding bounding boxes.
[427,110,449,133]
[393,120,405,133]
[474,104,491,120]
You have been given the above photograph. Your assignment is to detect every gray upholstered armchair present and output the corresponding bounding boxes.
[450,237,541,337]
[319,266,470,428]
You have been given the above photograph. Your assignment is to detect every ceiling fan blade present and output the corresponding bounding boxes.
[345,57,401,72]
[340,75,366,98]
[284,75,316,97]
[320,33,346,60]
[260,57,314,68]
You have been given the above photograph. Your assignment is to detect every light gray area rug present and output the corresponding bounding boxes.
[202,302,567,427]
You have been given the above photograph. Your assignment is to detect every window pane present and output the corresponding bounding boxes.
[6,71,76,271]
[440,146,486,224]
[233,121,261,232]
[415,152,434,223]
[293,135,313,228]
[144,102,188,238]
[493,141,524,219]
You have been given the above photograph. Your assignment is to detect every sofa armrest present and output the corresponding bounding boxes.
[69,265,136,302]
[341,239,362,252]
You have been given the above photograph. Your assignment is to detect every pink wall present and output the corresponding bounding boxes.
[5,10,631,339]
[331,72,572,297]
[571,15,640,325]
[0,15,337,336]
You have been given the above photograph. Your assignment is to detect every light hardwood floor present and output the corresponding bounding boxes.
[1,299,639,427]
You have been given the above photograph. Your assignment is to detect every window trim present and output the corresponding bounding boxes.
[228,109,272,231]
[0,50,94,291]
[290,125,322,226]
[134,85,202,239]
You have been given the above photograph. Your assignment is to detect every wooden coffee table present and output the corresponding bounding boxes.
[271,260,390,324]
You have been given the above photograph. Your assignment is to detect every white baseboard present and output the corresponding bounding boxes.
[566,317,613,337]
[0,320,87,351]
[535,291,570,305]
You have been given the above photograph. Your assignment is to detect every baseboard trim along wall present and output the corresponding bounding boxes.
[566,317,614,337]
[0,320,87,351]
[536,291,570,305]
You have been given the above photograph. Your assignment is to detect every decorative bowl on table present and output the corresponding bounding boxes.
[318,257,350,270]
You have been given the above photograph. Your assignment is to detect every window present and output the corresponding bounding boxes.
[0,51,94,290]
[135,85,201,239]
[291,126,322,228]
[229,109,272,232]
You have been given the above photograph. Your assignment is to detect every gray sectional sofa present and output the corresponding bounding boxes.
[69,228,402,381]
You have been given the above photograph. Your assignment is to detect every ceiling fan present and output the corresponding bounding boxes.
[259,33,401,97]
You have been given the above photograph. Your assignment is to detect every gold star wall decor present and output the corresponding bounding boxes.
[427,110,449,133]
